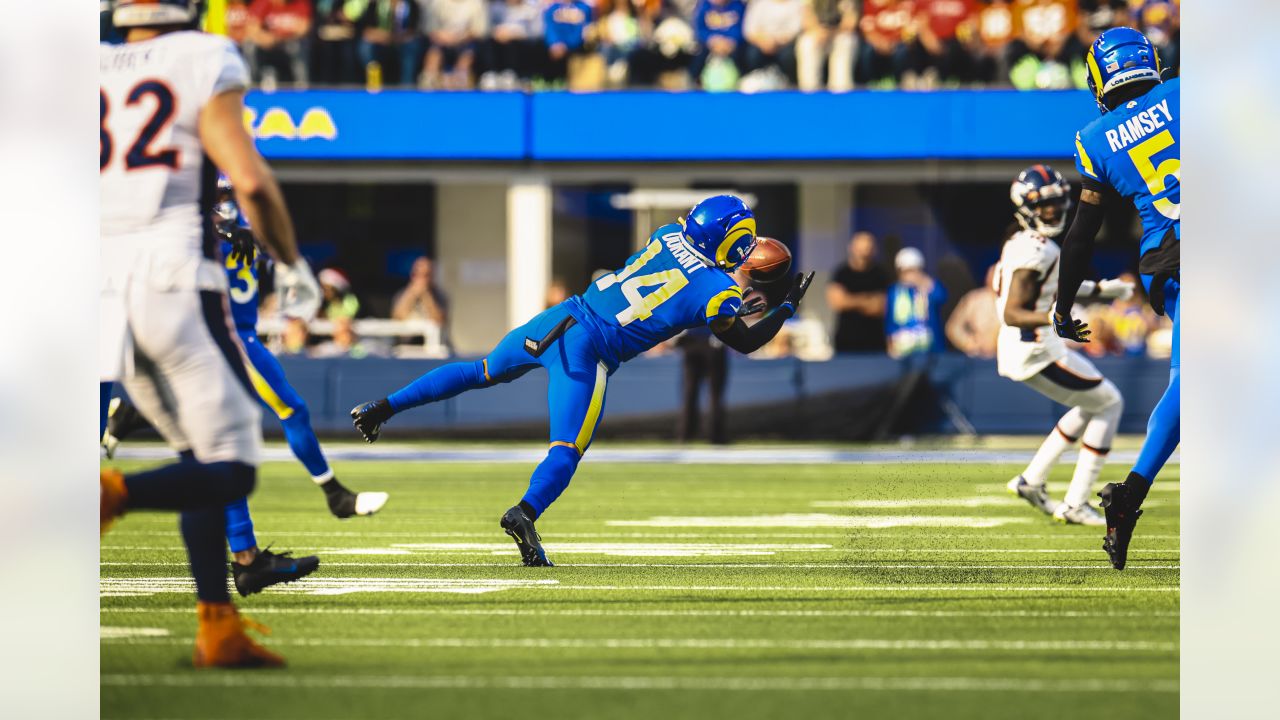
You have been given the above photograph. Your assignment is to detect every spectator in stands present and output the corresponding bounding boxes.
[1084,272,1158,358]
[311,317,389,359]
[481,0,545,89]
[742,0,804,85]
[675,327,729,445]
[599,0,641,87]
[826,231,891,353]
[356,0,425,86]
[691,0,747,89]
[391,256,449,328]
[1130,0,1179,70]
[885,247,946,360]
[545,278,570,308]
[422,0,488,89]
[904,0,978,88]
[278,317,311,356]
[973,0,1014,84]
[245,0,313,87]
[1006,0,1081,90]
[542,0,596,85]
[857,0,911,87]
[224,0,253,47]
[318,268,361,320]
[628,3,698,89]
[944,265,999,358]
[312,0,360,85]
[795,0,857,92]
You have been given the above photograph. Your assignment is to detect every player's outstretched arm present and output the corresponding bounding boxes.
[199,89,298,265]
[713,272,814,355]
[1053,186,1107,341]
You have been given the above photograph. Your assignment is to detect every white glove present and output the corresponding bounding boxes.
[274,259,322,321]
[1097,278,1135,302]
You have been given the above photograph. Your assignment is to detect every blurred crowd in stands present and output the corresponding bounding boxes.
[188,0,1179,91]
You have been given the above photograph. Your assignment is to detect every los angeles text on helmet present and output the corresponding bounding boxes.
[1103,99,1174,153]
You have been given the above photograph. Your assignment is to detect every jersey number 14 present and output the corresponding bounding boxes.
[595,238,690,326]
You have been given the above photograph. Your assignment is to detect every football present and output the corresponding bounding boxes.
[742,237,792,283]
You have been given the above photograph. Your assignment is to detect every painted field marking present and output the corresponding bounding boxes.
[102,636,1178,653]
[100,561,1180,570]
[812,498,1021,509]
[99,576,1179,597]
[107,529,1183,541]
[100,546,1180,555]
[607,514,1034,529]
[99,673,1179,694]
[100,627,169,639]
[100,606,1181,620]
[389,542,833,557]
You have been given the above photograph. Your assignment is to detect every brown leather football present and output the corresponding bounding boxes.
[742,237,792,283]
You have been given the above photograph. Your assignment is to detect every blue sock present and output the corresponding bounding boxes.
[520,444,581,517]
[280,405,331,480]
[1132,366,1180,483]
[223,497,257,554]
[182,507,232,602]
[387,360,487,412]
[100,382,112,438]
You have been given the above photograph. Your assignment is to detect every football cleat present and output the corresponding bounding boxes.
[350,399,392,443]
[1053,502,1106,527]
[1098,482,1143,570]
[232,548,319,597]
[321,478,389,519]
[193,601,285,669]
[100,469,128,535]
[1007,475,1059,516]
[500,506,553,567]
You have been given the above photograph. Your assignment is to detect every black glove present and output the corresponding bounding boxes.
[1052,310,1091,343]
[223,227,257,266]
[778,272,815,316]
[736,288,767,318]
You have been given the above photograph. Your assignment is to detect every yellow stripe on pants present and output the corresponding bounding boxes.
[573,362,608,453]
[246,361,294,420]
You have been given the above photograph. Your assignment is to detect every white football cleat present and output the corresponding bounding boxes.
[1053,502,1106,526]
[354,491,389,516]
[1007,475,1059,516]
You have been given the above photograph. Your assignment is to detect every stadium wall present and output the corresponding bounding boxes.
[267,354,1167,438]
[245,90,1097,162]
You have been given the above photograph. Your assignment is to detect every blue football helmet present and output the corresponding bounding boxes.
[212,173,239,234]
[1085,27,1162,113]
[1011,164,1072,238]
[112,0,201,29]
[680,195,757,270]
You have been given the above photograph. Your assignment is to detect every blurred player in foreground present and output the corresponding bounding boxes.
[100,0,322,666]
[997,165,1134,526]
[1053,27,1179,569]
[352,196,813,566]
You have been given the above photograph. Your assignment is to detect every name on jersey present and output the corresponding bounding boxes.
[662,232,704,275]
[1103,99,1174,153]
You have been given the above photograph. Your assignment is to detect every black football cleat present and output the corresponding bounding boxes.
[1098,482,1143,571]
[501,506,553,567]
[232,548,319,597]
[350,399,393,443]
[321,477,389,519]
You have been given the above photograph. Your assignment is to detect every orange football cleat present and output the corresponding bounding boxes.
[193,601,286,669]
[100,469,128,535]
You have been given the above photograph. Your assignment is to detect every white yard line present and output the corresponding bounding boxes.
[100,606,1181,619]
[98,673,1179,694]
[100,561,1180,570]
[102,636,1178,653]
[106,529,1183,540]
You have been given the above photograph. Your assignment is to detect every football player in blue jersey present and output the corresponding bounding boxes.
[351,195,813,566]
[104,177,389,592]
[1052,27,1179,570]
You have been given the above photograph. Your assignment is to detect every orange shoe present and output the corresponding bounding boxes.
[193,601,286,669]
[100,469,127,535]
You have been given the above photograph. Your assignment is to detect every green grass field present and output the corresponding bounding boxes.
[101,450,1179,719]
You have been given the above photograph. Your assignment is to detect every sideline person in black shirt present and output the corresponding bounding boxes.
[826,231,891,352]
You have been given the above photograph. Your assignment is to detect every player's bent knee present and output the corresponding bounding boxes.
[543,443,582,474]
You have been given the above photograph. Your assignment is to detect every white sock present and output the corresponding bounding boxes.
[1064,446,1107,507]
[311,469,335,485]
[1023,408,1089,486]
[1065,391,1122,507]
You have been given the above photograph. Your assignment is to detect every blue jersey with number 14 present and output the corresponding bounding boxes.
[1074,77,1180,256]
[564,223,744,370]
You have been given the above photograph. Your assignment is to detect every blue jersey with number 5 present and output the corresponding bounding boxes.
[1074,77,1180,256]
[564,223,743,370]
[222,219,259,332]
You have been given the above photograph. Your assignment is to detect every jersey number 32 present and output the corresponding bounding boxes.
[100,80,180,172]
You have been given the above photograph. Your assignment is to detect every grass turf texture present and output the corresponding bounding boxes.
[101,457,1179,719]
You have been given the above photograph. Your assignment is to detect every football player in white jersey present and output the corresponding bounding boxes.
[99,0,321,668]
[995,165,1133,526]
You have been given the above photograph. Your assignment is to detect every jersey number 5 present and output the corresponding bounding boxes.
[595,237,690,326]
[100,80,180,171]
[1128,130,1180,220]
